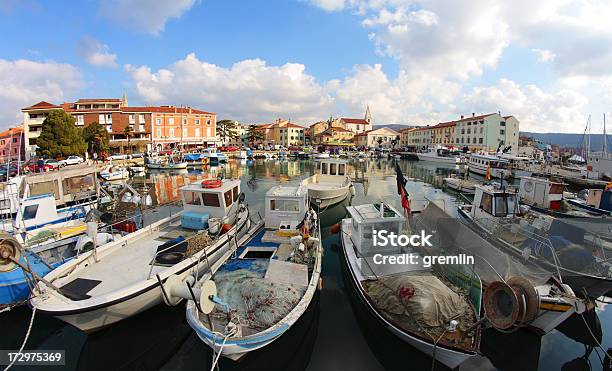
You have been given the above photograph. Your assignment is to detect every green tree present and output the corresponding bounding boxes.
[123,125,135,154]
[36,110,87,158]
[376,137,383,148]
[247,124,264,146]
[216,120,238,145]
[83,121,110,157]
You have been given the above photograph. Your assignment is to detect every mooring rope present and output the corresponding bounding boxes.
[3,307,36,371]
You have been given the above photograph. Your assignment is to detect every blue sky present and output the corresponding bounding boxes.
[0,0,611,133]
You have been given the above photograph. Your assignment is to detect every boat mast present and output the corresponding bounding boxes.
[604,113,608,156]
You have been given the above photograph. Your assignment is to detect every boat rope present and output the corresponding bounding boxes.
[209,323,239,371]
[3,307,36,371]
[430,329,448,371]
[579,311,610,365]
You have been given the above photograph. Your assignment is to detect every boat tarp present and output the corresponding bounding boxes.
[184,153,204,161]
[363,274,471,328]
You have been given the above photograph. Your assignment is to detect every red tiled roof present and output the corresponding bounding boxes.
[341,118,369,125]
[22,101,60,110]
[0,127,23,137]
[328,126,353,133]
[284,122,304,129]
[433,121,456,128]
[456,113,496,122]
[76,98,122,103]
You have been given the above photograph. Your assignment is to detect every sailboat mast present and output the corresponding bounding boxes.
[587,115,591,158]
[604,113,608,156]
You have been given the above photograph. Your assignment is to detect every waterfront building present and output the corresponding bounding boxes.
[21,96,216,158]
[314,126,354,145]
[354,127,400,149]
[453,113,519,153]
[0,127,25,163]
[336,106,373,134]
[272,119,305,146]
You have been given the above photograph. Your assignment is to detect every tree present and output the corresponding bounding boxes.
[376,137,384,148]
[36,110,87,158]
[124,125,135,154]
[216,120,238,145]
[83,121,110,157]
[247,124,264,146]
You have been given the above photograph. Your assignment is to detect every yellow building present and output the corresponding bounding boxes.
[315,126,354,144]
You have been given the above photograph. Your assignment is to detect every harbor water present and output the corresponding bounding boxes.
[2,158,609,371]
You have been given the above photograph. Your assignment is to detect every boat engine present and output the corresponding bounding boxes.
[483,276,540,330]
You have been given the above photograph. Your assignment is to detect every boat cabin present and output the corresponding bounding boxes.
[315,158,348,178]
[346,203,408,257]
[518,176,566,210]
[468,154,509,170]
[471,185,518,219]
[264,185,308,229]
[179,179,241,229]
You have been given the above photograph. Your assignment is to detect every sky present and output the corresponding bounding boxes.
[1,0,612,133]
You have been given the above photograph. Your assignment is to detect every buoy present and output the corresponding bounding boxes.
[201,179,222,188]
[330,223,341,234]
[220,224,232,234]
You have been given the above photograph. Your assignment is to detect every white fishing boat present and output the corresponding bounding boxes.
[498,153,534,178]
[314,152,330,159]
[301,159,353,208]
[457,183,612,300]
[185,185,322,363]
[145,158,188,170]
[99,165,129,181]
[443,175,477,194]
[30,179,260,332]
[340,201,482,369]
[417,147,463,164]
[467,153,512,179]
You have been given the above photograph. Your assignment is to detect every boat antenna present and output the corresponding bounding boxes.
[604,113,608,156]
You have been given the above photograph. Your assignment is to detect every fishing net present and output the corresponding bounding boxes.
[186,233,213,256]
[211,261,306,330]
[363,274,471,328]
[26,230,57,246]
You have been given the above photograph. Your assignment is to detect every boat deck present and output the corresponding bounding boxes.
[57,219,197,298]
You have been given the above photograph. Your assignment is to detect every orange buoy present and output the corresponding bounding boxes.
[220,224,232,234]
[330,223,341,234]
[201,179,222,188]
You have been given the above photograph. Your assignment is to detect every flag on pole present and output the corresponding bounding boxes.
[395,164,411,216]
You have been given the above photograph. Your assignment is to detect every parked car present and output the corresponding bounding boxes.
[44,159,63,169]
[130,152,144,158]
[107,154,129,161]
[59,155,84,166]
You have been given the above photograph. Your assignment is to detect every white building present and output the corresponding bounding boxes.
[354,127,400,149]
[454,113,519,153]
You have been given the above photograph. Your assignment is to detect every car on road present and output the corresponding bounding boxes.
[44,159,63,169]
[129,152,144,158]
[59,155,84,166]
[107,154,129,161]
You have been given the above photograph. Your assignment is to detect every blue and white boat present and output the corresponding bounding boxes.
[186,184,322,361]
[567,186,612,216]
[0,167,112,305]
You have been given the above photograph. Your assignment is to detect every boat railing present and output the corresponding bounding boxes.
[472,216,565,282]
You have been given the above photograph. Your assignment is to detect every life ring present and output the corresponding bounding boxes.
[202,157,210,165]
[201,179,222,188]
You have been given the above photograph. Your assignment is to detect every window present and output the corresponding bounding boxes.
[202,193,220,207]
[479,138,483,144]
[196,119,200,125]
[500,129,505,135]
[270,199,300,212]
[321,162,328,174]
[12,138,17,143]
[232,186,239,201]
[224,190,233,207]
[99,114,105,124]
[23,205,38,220]
[129,114,135,123]
[480,127,483,134]
[195,128,200,137]
[494,196,508,216]
[480,193,493,214]
[156,118,162,125]
[157,128,162,138]
[30,180,58,199]
[63,175,95,195]
[185,191,201,205]
[330,163,337,175]
[207,119,211,126]
[169,118,175,125]
[338,164,346,176]
[500,121,506,126]
[169,128,174,137]
[139,114,145,123]
[182,118,187,125]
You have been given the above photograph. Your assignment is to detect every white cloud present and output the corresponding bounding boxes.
[307,0,347,12]
[77,37,117,68]
[125,53,335,124]
[462,78,588,133]
[0,59,82,128]
[531,48,556,63]
[99,0,197,35]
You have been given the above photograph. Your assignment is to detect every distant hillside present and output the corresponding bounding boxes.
[520,132,611,150]
[374,124,416,132]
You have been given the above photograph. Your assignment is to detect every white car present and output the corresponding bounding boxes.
[59,155,84,166]
[107,154,129,161]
